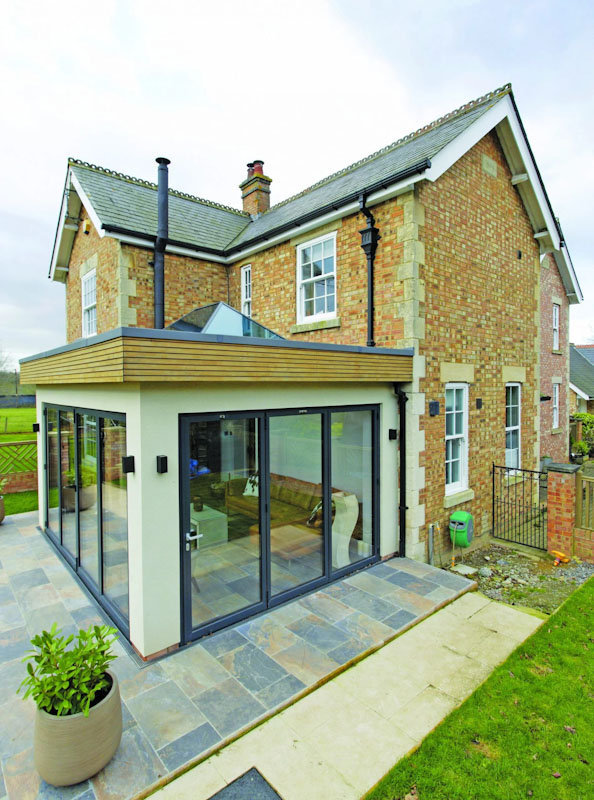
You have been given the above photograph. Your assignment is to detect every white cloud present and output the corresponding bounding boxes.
[0,0,591,361]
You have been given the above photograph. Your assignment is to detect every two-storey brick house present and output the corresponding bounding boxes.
[22,84,582,659]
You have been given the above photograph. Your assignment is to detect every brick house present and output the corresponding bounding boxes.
[22,84,582,659]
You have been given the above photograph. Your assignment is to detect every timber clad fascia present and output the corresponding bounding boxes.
[20,334,412,385]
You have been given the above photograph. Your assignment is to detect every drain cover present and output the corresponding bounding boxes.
[207,768,282,799]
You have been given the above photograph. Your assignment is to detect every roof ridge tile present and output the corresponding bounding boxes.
[68,158,249,217]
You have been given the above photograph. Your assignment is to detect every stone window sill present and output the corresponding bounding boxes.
[551,427,563,435]
[290,318,341,335]
[443,488,475,509]
[551,350,563,355]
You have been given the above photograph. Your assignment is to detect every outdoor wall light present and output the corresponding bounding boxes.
[156,455,168,474]
[122,456,135,474]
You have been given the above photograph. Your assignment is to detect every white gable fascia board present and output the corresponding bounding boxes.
[554,245,583,304]
[570,382,589,401]
[69,171,105,237]
[49,186,70,282]
[424,95,561,251]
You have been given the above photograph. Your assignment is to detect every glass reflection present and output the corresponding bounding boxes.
[188,418,261,629]
[269,414,324,596]
[102,418,129,620]
[331,410,373,571]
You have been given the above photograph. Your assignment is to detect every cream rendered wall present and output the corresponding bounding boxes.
[36,381,399,658]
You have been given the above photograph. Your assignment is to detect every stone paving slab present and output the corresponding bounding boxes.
[155,593,543,800]
[0,512,476,800]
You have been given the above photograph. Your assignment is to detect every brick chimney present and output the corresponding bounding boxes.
[239,160,272,216]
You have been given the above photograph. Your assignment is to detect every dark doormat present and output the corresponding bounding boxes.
[207,768,282,799]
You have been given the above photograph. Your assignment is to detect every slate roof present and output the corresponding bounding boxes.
[570,345,594,398]
[68,84,512,255]
[575,345,594,366]
[69,161,249,252]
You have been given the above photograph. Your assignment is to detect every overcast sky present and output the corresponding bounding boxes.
[0,0,592,367]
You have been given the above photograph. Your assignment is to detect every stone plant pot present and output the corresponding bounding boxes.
[0,495,5,524]
[62,485,97,513]
[34,670,122,787]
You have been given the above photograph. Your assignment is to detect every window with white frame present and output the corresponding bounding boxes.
[552,304,560,350]
[296,233,336,323]
[505,383,521,469]
[241,264,252,318]
[553,383,560,428]
[445,383,468,494]
[81,270,97,337]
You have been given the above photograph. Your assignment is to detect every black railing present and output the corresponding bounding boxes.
[492,464,548,550]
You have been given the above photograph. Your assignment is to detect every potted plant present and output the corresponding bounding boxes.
[18,623,122,786]
[572,440,589,464]
[0,476,6,524]
[62,465,97,512]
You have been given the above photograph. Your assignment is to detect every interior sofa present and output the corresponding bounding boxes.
[225,473,321,528]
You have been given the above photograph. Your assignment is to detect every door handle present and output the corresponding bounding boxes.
[185,530,203,551]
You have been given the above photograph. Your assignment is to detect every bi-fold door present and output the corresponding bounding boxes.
[180,405,379,644]
[44,405,130,636]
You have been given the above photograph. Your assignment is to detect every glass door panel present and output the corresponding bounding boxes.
[331,410,374,571]
[185,417,262,631]
[78,413,99,586]
[59,410,77,559]
[269,414,324,596]
[47,408,59,534]
[102,418,129,620]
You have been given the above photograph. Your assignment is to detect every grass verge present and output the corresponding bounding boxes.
[365,579,594,800]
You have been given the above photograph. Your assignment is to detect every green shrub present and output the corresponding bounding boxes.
[573,412,594,452]
[573,439,589,456]
[18,623,118,717]
[64,464,96,489]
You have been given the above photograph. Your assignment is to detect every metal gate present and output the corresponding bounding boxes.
[492,464,548,550]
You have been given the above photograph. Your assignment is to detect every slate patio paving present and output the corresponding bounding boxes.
[0,511,474,800]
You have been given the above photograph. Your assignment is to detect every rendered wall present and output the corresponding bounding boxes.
[36,381,399,659]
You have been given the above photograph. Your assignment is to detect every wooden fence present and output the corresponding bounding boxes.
[0,440,38,492]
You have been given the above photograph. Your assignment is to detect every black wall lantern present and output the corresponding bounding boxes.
[359,195,381,348]
[122,456,135,474]
[156,455,168,474]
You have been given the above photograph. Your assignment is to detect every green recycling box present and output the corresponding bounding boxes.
[449,510,474,547]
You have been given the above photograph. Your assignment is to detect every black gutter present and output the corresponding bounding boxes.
[394,385,408,557]
[154,157,170,329]
[359,195,381,347]
[224,158,431,256]
[101,158,431,260]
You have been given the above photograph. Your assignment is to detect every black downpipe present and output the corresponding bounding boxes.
[394,385,408,556]
[154,157,170,329]
[359,195,381,348]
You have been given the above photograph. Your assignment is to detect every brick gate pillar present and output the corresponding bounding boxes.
[547,463,580,556]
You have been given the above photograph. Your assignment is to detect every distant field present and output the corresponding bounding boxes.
[0,407,37,436]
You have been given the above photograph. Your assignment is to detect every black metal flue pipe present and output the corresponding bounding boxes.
[154,157,170,329]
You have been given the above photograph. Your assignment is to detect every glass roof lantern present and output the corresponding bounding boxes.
[167,302,284,340]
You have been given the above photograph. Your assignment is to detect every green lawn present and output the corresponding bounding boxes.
[366,579,594,800]
[3,490,39,515]
[0,407,36,439]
